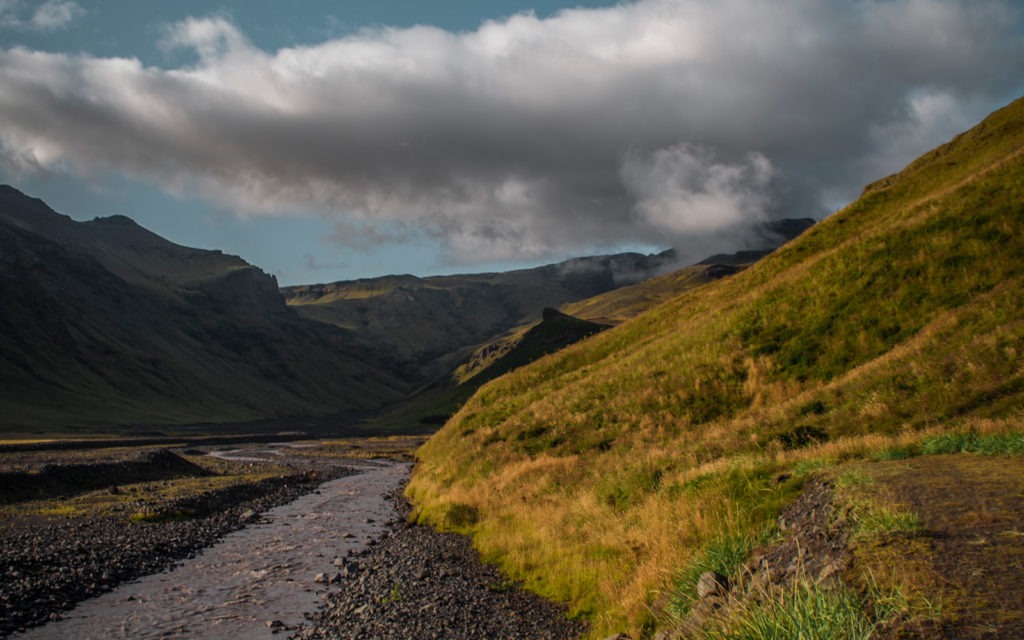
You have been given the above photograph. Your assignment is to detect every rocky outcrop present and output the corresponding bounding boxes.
[195,265,289,314]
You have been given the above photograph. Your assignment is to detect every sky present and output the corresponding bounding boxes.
[1,0,1022,285]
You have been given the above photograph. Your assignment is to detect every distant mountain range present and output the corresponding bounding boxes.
[0,183,812,434]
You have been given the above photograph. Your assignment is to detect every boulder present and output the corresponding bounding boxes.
[696,571,729,599]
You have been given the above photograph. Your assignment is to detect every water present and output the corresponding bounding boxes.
[20,459,410,639]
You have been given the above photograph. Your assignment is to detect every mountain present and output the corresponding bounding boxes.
[561,254,774,326]
[281,251,680,382]
[448,240,812,411]
[0,186,409,433]
[407,97,1024,638]
[0,183,811,435]
[282,220,813,384]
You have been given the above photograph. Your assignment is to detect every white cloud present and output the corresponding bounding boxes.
[1,0,83,30]
[0,0,1022,264]
[622,145,775,235]
[31,0,83,30]
[160,15,253,62]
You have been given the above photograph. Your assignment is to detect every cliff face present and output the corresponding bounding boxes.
[195,266,289,315]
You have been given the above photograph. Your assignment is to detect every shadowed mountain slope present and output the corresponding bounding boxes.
[407,97,1024,638]
[0,186,409,433]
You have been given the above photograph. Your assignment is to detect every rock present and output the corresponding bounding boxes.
[239,509,257,522]
[696,571,729,599]
[816,560,841,583]
[314,573,329,584]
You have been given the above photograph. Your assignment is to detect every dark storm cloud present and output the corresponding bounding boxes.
[0,0,1022,263]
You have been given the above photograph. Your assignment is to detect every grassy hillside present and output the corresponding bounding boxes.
[393,243,812,431]
[407,97,1024,637]
[562,259,764,325]
[283,222,811,387]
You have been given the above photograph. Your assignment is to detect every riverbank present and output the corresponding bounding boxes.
[294,492,586,640]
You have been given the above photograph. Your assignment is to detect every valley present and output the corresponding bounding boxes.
[2,95,1023,639]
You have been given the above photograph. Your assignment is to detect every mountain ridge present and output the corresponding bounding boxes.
[0,183,811,434]
[0,186,409,432]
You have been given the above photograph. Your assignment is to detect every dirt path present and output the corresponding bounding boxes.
[869,454,1024,638]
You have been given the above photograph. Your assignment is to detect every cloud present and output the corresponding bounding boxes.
[1,0,83,31]
[0,0,1022,264]
[622,144,775,236]
[31,0,82,30]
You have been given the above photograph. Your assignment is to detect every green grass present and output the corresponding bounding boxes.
[666,531,769,621]
[921,430,1024,455]
[835,470,922,538]
[705,580,895,640]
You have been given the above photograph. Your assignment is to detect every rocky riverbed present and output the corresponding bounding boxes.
[1,439,585,639]
[294,493,586,640]
[0,461,349,636]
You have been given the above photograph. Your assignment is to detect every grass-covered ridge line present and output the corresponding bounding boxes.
[406,96,1024,638]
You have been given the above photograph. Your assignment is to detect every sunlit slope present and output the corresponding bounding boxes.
[562,262,745,324]
[407,97,1024,636]
[282,252,679,383]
